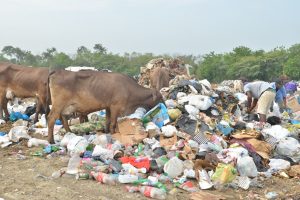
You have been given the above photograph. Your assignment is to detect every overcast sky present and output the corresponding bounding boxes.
[0,0,299,55]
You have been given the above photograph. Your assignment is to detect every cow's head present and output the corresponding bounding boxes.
[151,89,163,104]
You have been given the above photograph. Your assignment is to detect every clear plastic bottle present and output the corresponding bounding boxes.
[66,154,81,174]
[153,173,171,183]
[52,169,65,179]
[90,171,117,185]
[118,174,139,183]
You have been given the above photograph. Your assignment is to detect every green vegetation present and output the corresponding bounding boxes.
[1,43,299,81]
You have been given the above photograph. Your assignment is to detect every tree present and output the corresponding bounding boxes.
[51,52,72,68]
[93,43,107,54]
[284,44,300,79]
[77,46,90,55]
[232,46,252,57]
[2,46,26,64]
[41,47,57,67]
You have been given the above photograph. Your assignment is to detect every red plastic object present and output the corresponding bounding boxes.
[120,156,150,171]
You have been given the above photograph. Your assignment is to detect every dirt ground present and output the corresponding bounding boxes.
[1,123,300,200]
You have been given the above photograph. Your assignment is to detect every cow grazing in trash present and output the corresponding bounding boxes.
[0,62,49,123]
[150,67,170,91]
[47,69,162,143]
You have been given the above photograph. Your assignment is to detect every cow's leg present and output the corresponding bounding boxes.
[47,109,60,144]
[0,107,3,119]
[0,92,6,119]
[79,114,88,123]
[109,106,121,134]
[61,115,72,133]
[105,108,111,133]
[34,100,42,123]
[2,98,9,121]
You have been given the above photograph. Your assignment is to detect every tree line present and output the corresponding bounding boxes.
[0,43,299,82]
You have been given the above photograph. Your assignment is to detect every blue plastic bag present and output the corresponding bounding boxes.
[9,112,29,122]
[0,132,6,136]
[55,119,62,125]
[217,123,234,136]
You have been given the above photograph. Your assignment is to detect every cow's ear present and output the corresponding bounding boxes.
[152,89,157,101]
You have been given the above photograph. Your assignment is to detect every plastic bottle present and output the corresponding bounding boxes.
[66,154,81,174]
[139,186,167,200]
[28,138,50,147]
[153,173,171,183]
[176,181,198,192]
[118,174,139,183]
[52,168,66,179]
[90,171,117,185]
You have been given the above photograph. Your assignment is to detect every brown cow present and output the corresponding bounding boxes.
[47,69,162,143]
[0,62,49,122]
[150,67,170,90]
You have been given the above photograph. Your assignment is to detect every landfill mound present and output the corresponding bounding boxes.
[138,58,190,88]
[1,72,300,200]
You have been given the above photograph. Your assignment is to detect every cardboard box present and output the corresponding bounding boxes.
[113,118,148,145]
[287,96,300,113]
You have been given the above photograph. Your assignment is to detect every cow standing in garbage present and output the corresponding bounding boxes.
[47,69,162,144]
[0,62,49,123]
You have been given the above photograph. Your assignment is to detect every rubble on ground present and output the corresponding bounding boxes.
[1,71,300,199]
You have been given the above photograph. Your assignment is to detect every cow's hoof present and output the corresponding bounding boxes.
[49,139,55,144]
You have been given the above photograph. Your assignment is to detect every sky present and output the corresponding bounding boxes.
[0,0,299,55]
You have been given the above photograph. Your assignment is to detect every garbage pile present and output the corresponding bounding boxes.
[138,58,191,88]
[1,76,300,200]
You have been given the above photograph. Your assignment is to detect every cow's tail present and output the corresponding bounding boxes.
[45,69,56,123]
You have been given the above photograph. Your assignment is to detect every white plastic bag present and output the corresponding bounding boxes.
[27,138,50,147]
[268,159,291,171]
[234,93,248,104]
[67,136,88,155]
[188,95,213,110]
[237,155,258,177]
[92,134,112,147]
[262,125,290,140]
[164,157,183,178]
[184,105,199,117]
[60,132,76,147]
[164,99,178,109]
[161,125,177,137]
[12,119,28,127]
[35,114,47,128]
[276,137,300,162]
[8,126,30,142]
[92,145,114,159]
[0,134,12,148]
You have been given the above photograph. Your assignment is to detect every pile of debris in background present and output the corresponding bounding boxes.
[1,59,300,200]
[138,58,192,88]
